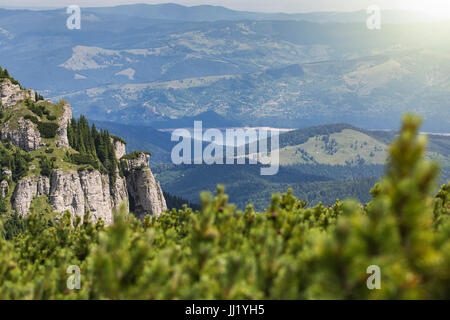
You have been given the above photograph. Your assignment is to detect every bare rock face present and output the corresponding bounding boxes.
[126,169,167,219]
[111,174,129,209]
[79,170,113,225]
[10,161,166,223]
[10,169,128,225]
[1,118,44,151]
[49,169,113,225]
[111,137,126,160]
[55,103,72,148]
[0,180,8,199]
[12,176,50,216]
[11,170,113,224]
[126,152,150,170]
[0,79,35,109]
[125,153,167,218]
[1,168,12,180]
[49,170,85,219]
[0,80,42,151]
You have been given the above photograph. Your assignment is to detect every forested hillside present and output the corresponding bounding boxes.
[150,123,450,210]
[153,163,383,210]
[0,114,448,299]
[92,119,450,210]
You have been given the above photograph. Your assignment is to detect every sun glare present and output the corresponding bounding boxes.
[411,0,450,19]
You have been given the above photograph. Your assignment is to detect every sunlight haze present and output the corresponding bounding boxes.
[0,0,449,18]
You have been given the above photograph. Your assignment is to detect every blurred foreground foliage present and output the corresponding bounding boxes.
[0,115,449,299]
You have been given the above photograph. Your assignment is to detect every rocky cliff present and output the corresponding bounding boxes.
[124,153,167,219]
[1,78,167,224]
[12,176,50,215]
[55,103,72,148]
[1,117,44,151]
[11,169,123,225]
[46,169,113,225]
[0,79,35,108]
[1,180,8,199]
[111,137,126,160]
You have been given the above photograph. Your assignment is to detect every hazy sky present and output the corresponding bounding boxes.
[1,0,449,16]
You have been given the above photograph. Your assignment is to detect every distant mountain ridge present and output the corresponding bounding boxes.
[84,4,437,24]
[58,52,450,131]
[1,4,438,24]
[0,4,449,130]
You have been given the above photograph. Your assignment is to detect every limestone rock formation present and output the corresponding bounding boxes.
[48,170,85,219]
[125,152,150,170]
[1,118,44,151]
[125,153,167,219]
[12,176,50,215]
[111,137,126,159]
[79,170,113,225]
[0,79,35,109]
[1,168,12,180]
[11,170,114,224]
[50,169,114,225]
[10,158,166,224]
[111,173,129,209]
[2,89,166,224]
[0,180,8,199]
[55,103,72,148]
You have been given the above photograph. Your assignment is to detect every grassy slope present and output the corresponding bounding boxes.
[1,100,83,175]
[277,129,388,166]
[0,99,92,214]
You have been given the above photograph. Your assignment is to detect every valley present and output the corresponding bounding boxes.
[96,120,450,210]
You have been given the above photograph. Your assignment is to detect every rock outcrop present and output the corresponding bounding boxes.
[111,137,126,159]
[125,153,167,219]
[12,170,114,224]
[49,170,114,225]
[125,152,150,170]
[48,170,85,219]
[1,118,43,151]
[12,176,50,215]
[1,168,12,180]
[79,170,113,225]
[0,180,8,199]
[3,89,166,224]
[0,79,35,109]
[111,173,129,209]
[55,103,72,148]
[10,159,167,224]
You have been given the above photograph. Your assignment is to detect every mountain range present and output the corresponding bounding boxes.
[0,4,449,130]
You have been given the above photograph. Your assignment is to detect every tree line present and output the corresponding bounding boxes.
[67,115,120,183]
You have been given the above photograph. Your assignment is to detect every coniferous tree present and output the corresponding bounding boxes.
[67,116,119,182]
